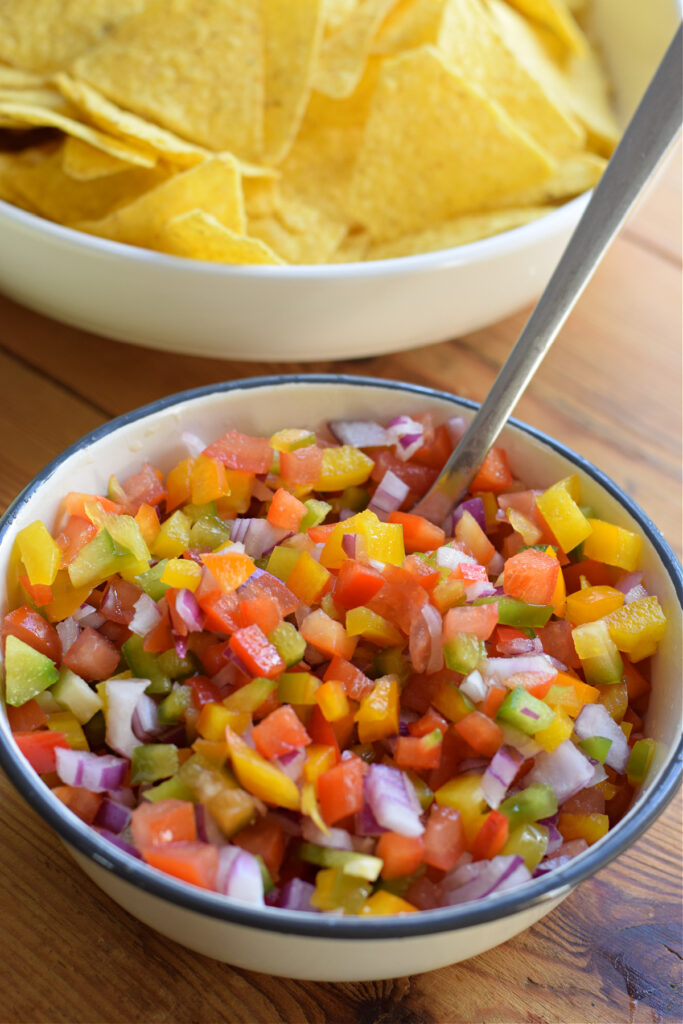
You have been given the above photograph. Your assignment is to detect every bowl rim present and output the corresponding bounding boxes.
[0,189,589,278]
[0,373,681,940]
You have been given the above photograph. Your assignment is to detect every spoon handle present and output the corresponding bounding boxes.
[413,24,682,524]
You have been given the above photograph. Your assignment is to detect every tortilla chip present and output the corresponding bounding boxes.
[322,0,361,32]
[243,177,280,219]
[0,65,49,89]
[263,0,325,165]
[0,101,158,167]
[348,46,555,241]
[437,0,584,158]
[0,1,146,72]
[54,73,207,168]
[61,136,135,181]
[330,227,371,262]
[372,0,447,54]
[78,156,246,247]
[313,0,399,98]
[158,210,284,265]
[366,205,553,258]
[0,143,170,224]
[503,0,586,55]
[72,0,265,159]
[483,151,605,207]
[249,193,347,264]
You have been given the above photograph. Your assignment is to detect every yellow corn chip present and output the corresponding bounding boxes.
[348,46,555,241]
[330,227,371,262]
[0,65,49,89]
[61,137,136,181]
[322,0,361,32]
[366,205,553,258]
[484,151,605,207]
[0,87,70,114]
[54,74,207,168]
[72,0,265,159]
[158,210,284,265]
[78,156,246,247]
[372,0,447,54]
[503,0,586,54]
[438,0,584,158]
[243,177,280,219]
[0,1,146,72]
[249,193,347,264]
[313,0,399,98]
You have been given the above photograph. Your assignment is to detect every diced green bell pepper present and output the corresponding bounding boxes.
[144,774,196,803]
[122,635,171,695]
[373,646,410,685]
[626,737,656,785]
[277,672,320,705]
[266,545,301,581]
[497,686,556,735]
[223,676,278,713]
[300,843,383,881]
[157,684,193,724]
[189,514,231,551]
[443,633,485,674]
[3,634,59,706]
[499,783,557,828]
[135,560,170,601]
[502,823,549,871]
[68,529,136,589]
[299,499,332,532]
[268,621,306,668]
[156,648,198,682]
[130,743,179,784]
[579,735,612,764]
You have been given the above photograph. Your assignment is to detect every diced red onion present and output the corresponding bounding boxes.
[276,878,318,912]
[387,415,425,461]
[252,478,275,502]
[195,804,226,846]
[55,747,127,792]
[339,508,356,521]
[350,835,376,854]
[132,693,162,742]
[625,584,648,604]
[328,420,391,448]
[526,740,596,804]
[497,636,544,656]
[615,571,643,594]
[107,786,136,808]
[365,763,424,837]
[304,643,327,667]
[128,593,163,637]
[483,655,556,685]
[294,604,311,628]
[369,470,410,516]
[301,819,354,849]
[310,542,324,562]
[342,533,359,558]
[174,588,204,633]
[275,748,305,782]
[94,827,142,859]
[409,602,443,675]
[181,431,207,458]
[355,801,388,837]
[94,797,131,834]
[215,847,264,905]
[481,746,524,809]
[266,810,302,837]
[488,551,505,576]
[453,497,487,532]
[544,822,564,857]
[56,617,80,655]
[230,519,291,558]
[460,669,488,704]
[446,416,467,445]
[441,855,530,905]
[455,758,489,775]
[105,679,149,758]
[574,704,630,773]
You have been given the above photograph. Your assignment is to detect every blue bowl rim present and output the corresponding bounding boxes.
[0,373,681,941]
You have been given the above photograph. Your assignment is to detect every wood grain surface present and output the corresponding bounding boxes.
[0,142,680,1024]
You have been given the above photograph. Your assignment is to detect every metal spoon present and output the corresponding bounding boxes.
[412,25,682,526]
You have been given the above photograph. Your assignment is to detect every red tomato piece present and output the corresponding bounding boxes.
[368,449,438,500]
[411,424,453,470]
[453,712,504,758]
[471,810,509,861]
[443,603,499,641]
[187,674,223,709]
[238,595,282,636]
[19,576,53,607]
[142,842,218,890]
[395,735,442,770]
[131,799,197,849]
[229,624,284,679]
[6,698,48,733]
[14,730,69,773]
[307,705,341,761]
[376,833,424,879]
[100,577,144,625]
[233,817,286,880]
[323,655,374,702]
[267,488,307,531]
[333,560,384,610]
[121,463,167,513]
[503,549,560,606]
[279,446,323,486]
[1,606,62,662]
[237,571,299,618]
[204,430,273,474]
[62,626,120,682]
[535,620,580,669]
[470,447,512,494]
[252,705,311,760]
[55,515,97,566]
[422,804,465,871]
[408,707,448,738]
[316,756,364,826]
[52,785,103,824]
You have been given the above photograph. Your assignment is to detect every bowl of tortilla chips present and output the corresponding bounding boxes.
[0,0,678,360]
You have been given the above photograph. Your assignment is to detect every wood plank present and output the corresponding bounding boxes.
[623,140,682,265]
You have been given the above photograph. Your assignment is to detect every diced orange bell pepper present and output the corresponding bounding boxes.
[455,509,495,565]
[558,812,609,845]
[565,585,624,625]
[201,550,255,592]
[267,488,307,531]
[165,457,195,512]
[359,891,417,916]
[387,511,445,554]
[142,842,219,889]
[52,785,102,824]
[286,551,331,605]
[304,743,338,783]
[190,455,230,505]
[252,705,311,760]
[314,679,351,723]
[453,712,503,758]
[229,625,285,679]
[233,817,286,880]
[471,809,509,861]
[299,608,356,660]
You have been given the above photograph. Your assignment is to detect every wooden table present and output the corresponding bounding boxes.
[0,144,680,1024]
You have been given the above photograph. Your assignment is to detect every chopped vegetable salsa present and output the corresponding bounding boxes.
[1,412,663,916]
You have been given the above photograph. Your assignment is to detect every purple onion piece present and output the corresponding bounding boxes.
[341,532,359,558]
[355,801,388,837]
[365,763,424,838]
[215,847,264,905]
[276,878,319,912]
[128,593,163,637]
[481,746,524,809]
[195,804,226,846]
[442,855,530,905]
[526,740,595,805]
[369,469,410,516]
[301,819,354,849]
[174,588,204,633]
[132,693,162,742]
[453,497,487,532]
[328,420,391,448]
[94,797,131,834]
[93,827,142,859]
[56,617,80,656]
[55,748,127,792]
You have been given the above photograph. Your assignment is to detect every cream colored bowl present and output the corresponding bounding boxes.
[0,0,679,361]
[0,376,680,981]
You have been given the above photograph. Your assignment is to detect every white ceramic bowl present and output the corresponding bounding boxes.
[0,0,679,361]
[0,376,681,981]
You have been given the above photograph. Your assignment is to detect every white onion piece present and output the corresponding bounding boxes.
[329,420,391,448]
[74,607,106,628]
[436,545,478,571]
[301,820,354,850]
[446,417,467,445]
[132,693,162,742]
[365,764,424,837]
[369,469,410,516]
[574,704,630,773]
[128,593,163,637]
[460,669,488,704]
[230,519,291,558]
[181,431,207,458]
[216,847,264,905]
[526,740,596,804]
[55,748,127,792]
[56,617,80,655]
[481,746,524,809]
[465,581,498,601]
[487,551,505,576]
[615,571,643,594]
[104,679,149,758]
[483,654,556,685]
[275,748,306,782]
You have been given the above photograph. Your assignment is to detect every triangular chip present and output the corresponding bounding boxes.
[366,205,553,259]
[249,192,347,264]
[263,0,325,165]
[482,151,605,207]
[61,137,136,181]
[372,0,447,54]
[71,0,265,159]
[313,0,399,98]
[437,0,584,158]
[347,46,555,241]
[322,0,361,32]
[78,156,246,247]
[0,0,146,72]
[54,73,207,168]
[158,210,284,265]
[503,0,586,55]
[0,64,48,89]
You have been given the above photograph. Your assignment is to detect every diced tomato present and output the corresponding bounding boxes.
[453,712,504,758]
[316,755,364,825]
[333,560,385,610]
[62,627,120,682]
[252,705,311,760]
[535,620,580,669]
[1,606,62,662]
[187,674,223,709]
[562,558,615,592]
[368,566,427,633]
[279,446,323,486]
[471,810,509,860]
[100,577,144,625]
[307,705,341,761]
[299,609,356,660]
[121,463,167,513]
[142,842,219,889]
[204,430,273,474]
[368,449,438,500]
[427,727,477,791]
[411,424,453,470]
[7,698,48,733]
[403,554,441,591]
[395,735,442,770]
[14,730,69,773]
[52,785,102,824]
[387,511,445,554]
[99,620,131,650]
[503,549,560,606]
[233,817,286,880]
[323,655,374,702]
[422,804,465,871]
[497,491,559,550]
[237,571,299,618]
[470,447,512,494]
[131,798,197,848]
[267,488,307,531]
[376,833,424,879]
[238,595,282,636]
[408,707,448,738]
[56,515,97,566]
[622,657,651,701]
[229,624,284,679]
[443,603,498,641]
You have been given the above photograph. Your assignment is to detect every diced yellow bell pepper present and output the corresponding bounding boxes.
[572,619,623,685]
[558,812,609,845]
[565,585,624,625]
[595,778,619,801]
[535,706,574,752]
[545,545,566,617]
[345,606,404,647]
[301,781,329,834]
[16,520,61,587]
[597,680,628,722]
[270,428,316,452]
[191,738,230,766]
[190,455,230,505]
[135,503,160,546]
[161,557,202,591]
[197,702,250,741]
[223,677,278,713]
[315,446,374,492]
[582,519,642,571]
[320,509,405,569]
[355,675,399,743]
[206,786,256,838]
[166,457,195,511]
[85,503,151,564]
[225,726,301,810]
[278,672,320,705]
[150,510,191,559]
[7,541,24,610]
[603,596,667,662]
[473,491,499,531]
[44,570,93,623]
[431,681,474,723]
[621,720,633,741]
[47,711,89,751]
[310,867,371,913]
[536,477,592,554]
[215,470,254,516]
[286,551,331,605]
[304,744,338,784]
[359,891,418,916]
[315,679,350,722]
[507,507,541,545]
[435,774,488,845]
[502,823,548,872]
